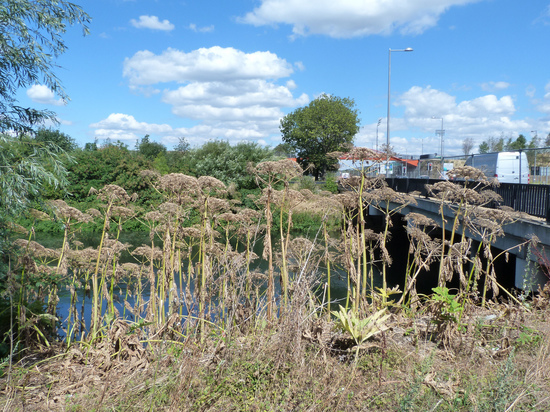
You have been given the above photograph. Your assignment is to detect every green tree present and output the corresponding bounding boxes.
[0,1,90,133]
[186,140,273,190]
[478,141,490,154]
[280,94,360,180]
[174,136,190,153]
[35,128,78,152]
[506,134,527,151]
[67,143,153,203]
[137,135,167,160]
[0,134,70,217]
[478,135,505,153]
[0,0,90,356]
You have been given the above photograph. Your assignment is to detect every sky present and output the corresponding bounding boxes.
[19,0,550,157]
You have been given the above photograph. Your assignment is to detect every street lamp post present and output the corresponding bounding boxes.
[376,118,382,151]
[386,47,413,177]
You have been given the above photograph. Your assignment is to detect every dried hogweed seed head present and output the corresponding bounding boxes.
[29,208,50,221]
[207,197,230,214]
[159,173,199,196]
[98,184,131,205]
[86,208,102,218]
[140,169,161,180]
[404,212,439,228]
[450,165,488,183]
[198,175,226,192]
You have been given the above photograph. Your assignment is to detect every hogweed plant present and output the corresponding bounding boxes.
[252,159,303,320]
[369,185,416,307]
[87,184,133,339]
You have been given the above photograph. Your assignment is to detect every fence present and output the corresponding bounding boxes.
[385,176,550,222]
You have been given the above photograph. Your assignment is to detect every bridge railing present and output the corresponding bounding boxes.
[385,177,550,222]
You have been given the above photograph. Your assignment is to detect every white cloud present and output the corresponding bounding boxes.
[162,80,307,119]
[90,113,173,141]
[397,86,456,117]
[240,0,482,38]
[130,15,175,31]
[123,46,294,86]
[457,95,515,117]
[26,85,65,106]
[391,86,530,155]
[188,23,214,33]
[481,81,510,92]
[119,46,307,146]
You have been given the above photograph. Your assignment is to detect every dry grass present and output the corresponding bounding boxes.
[2,303,550,411]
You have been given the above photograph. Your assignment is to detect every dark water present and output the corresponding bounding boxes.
[28,231,367,336]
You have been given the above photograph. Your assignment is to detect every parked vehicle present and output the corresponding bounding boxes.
[464,151,529,184]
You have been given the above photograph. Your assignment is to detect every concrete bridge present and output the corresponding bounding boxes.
[370,177,550,290]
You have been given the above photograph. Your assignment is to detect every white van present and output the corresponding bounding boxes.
[464,151,529,184]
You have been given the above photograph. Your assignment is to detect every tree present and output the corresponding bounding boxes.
[462,137,474,156]
[174,136,190,153]
[478,141,490,154]
[35,128,78,152]
[0,1,90,133]
[506,134,527,151]
[186,140,272,190]
[272,142,295,158]
[67,144,153,203]
[478,135,505,153]
[137,135,167,160]
[280,94,360,180]
[0,134,70,217]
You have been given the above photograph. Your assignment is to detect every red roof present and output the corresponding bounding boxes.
[339,150,418,167]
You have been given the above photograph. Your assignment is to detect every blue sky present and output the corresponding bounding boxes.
[20,0,550,156]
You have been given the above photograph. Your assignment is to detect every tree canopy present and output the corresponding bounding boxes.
[35,127,78,152]
[280,94,360,180]
[0,1,90,133]
[137,135,167,160]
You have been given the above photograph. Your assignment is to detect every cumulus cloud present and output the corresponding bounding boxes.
[123,46,294,86]
[397,86,515,119]
[457,95,515,117]
[26,85,65,106]
[162,80,308,119]
[130,15,175,31]
[240,0,482,38]
[90,113,173,141]
[118,46,307,145]
[397,86,456,117]
[386,85,531,155]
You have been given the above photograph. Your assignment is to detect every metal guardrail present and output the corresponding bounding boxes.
[384,177,550,222]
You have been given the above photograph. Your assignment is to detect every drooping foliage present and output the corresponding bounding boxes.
[0,0,90,133]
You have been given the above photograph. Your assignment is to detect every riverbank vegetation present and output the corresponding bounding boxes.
[2,147,550,410]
